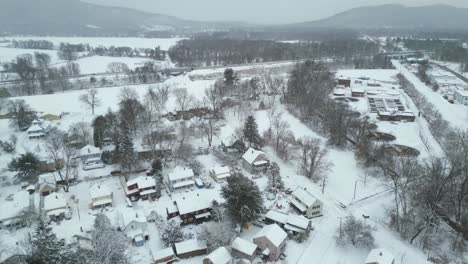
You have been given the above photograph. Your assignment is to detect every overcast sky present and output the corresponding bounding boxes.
[85,0,468,24]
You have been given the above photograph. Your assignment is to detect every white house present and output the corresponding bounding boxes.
[290,187,323,219]
[117,208,148,246]
[454,89,468,105]
[253,224,287,261]
[44,193,68,221]
[168,166,195,191]
[209,166,231,182]
[0,191,30,230]
[79,145,101,162]
[365,248,395,264]
[230,237,257,262]
[242,148,269,173]
[89,183,113,210]
[203,246,233,264]
[27,119,51,139]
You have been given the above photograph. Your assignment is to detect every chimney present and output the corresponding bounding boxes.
[379,252,383,256]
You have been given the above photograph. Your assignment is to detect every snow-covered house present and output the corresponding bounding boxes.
[126,176,158,201]
[203,246,233,264]
[117,208,149,247]
[290,187,323,219]
[168,166,195,191]
[38,182,56,196]
[365,248,395,264]
[153,247,175,264]
[209,166,231,182]
[242,148,269,173]
[89,183,113,210]
[253,224,287,261]
[264,210,312,234]
[79,145,101,162]
[0,191,30,230]
[174,239,208,259]
[27,119,51,139]
[44,193,68,221]
[454,89,468,105]
[167,193,212,224]
[230,237,257,262]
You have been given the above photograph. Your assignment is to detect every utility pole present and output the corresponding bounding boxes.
[339,217,343,238]
[353,180,358,200]
[322,176,326,194]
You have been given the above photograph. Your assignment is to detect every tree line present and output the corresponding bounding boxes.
[402,38,468,68]
[168,38,380,67]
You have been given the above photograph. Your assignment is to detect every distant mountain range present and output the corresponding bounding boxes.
[292,4,468,30]
[0,0,247,35]
[1,1,468,35]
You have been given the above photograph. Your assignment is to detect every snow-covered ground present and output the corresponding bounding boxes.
[0,46,60,65]
[0,66,437,264]
[393,60,468,130]
[1,37,186,51]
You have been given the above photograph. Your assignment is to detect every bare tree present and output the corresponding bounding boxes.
[46,128,78,192]
[336,215,375,248]
[79,89,101,115]
[195,118,218,147]
[299,137,331,182]
[69,122,92,146]
[174,88,195,113]
[204,85,223,118]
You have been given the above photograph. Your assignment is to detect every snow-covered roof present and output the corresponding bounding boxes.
[455,89,468,97]
[265,210,288,224]
[365,248,395,264]
[118,208,147,228]
[175,193,212,216]
[292,187,318,208]
[351,87,365,93]
[44,193,67,211]
[27,119,51,133]
[127,176,155,189]
[204,246,232,264]
[0,190,30,221]
[89,184,111,199]
[265,210,310,231]
[153,247,175,261]
[242,148,267,165]
[254,224,287,248]
[168,166,194,182]
[174,239,207,255]
[231,237,257,256]
[287,214,310,230]
[79,145,101,157]
[210,166,230,176]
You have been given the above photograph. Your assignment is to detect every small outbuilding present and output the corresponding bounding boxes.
[174,239,208,259]
[209,166,231,182]
[153,247,175,264]
[203,246,233,264]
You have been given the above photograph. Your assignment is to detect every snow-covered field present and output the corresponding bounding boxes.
[0,46,60,64]
[0,66,438,264]
[1,37,185,51]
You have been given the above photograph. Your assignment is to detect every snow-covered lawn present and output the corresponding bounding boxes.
[0,46,60,64]
[1,37,186,51]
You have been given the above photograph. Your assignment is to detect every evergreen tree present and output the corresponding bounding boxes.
[118,121,137,180]
[92,115,107,148]
[221,174,263,230]
[8,152,40,182]
[29,218,71,263]
[87,214,129,264]
[266,162,284,192]
[224,68,238,87]
[243,115,262,148]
